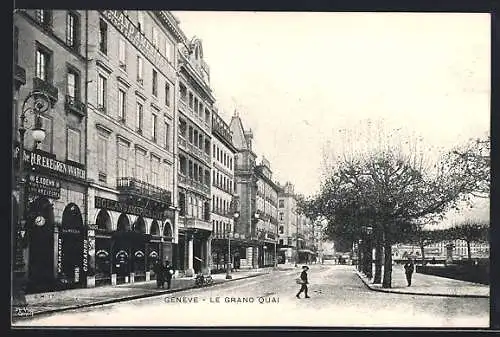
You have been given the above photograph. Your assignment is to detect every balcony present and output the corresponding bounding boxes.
[178,173,210,195]
[33,77,58,106]
[65,95,86,118]
[179,99,188,112]
[116,177,172,209]
[178,136,187,149]
[187,142,210,164]
[185,217,212,231]
[14,64,26,90]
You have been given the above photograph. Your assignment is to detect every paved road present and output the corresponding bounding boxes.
[14,265,488,328]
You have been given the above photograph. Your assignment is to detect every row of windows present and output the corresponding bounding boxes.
[29,115,81,163]
[179,83,211,125]
[96,131,171,188]
[212,170,234,194]
[96,74,171,149]
[213,143,233,170]
[179,117,211,156]
[178,192,210,221]
[212,196,232,216]
[213,220,232,236]
[98,19,173,107]
[178,155,211,187]
[32,10,80,53]
[98,11,174,62]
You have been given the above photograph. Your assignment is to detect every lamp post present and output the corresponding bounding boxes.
[226,211,239,279]
[13,90,50,307]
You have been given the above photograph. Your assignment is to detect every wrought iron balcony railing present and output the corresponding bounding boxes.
[178,173,210,195]
[33,77,58,105]
[65,95,86,117]
[116,177,172,205]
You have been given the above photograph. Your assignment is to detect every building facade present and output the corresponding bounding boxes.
[229,113,258,268]
[176,37,214,276]
[254,158,280,267]
[14,9,89,292]
[210,110,238,272]
[85,10,183,286]
[277,182,299,264]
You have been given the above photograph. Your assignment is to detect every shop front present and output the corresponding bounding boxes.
[89,195,173,286]
[14,146,87,293]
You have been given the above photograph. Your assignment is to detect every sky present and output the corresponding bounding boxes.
[172,12,490,205]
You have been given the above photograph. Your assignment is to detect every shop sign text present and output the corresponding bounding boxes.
[95,196,164,220]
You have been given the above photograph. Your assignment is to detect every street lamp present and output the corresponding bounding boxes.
[13,90,50,307]
[226,211,239,279]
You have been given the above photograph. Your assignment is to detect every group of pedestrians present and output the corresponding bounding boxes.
[153,260,175,289]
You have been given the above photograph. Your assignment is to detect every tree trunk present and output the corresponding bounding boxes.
[382,242,392,288]
[467,240,472,262]
[420,242,425,266]
[373,239,382,284]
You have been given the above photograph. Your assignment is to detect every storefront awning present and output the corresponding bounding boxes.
[298,249,316,254]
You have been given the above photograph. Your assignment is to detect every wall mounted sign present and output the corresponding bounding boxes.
[82,239,88,272]
[28,173,61,199]
[100,10,168,73]
[14,146,86,180]
[95,196,164,220]
[57,237,63,274]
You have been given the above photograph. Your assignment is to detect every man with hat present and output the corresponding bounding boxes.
[296,265,310,299]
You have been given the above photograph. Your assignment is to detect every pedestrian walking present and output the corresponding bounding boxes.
[296,265,310,299]
[404,259,415,287]
[164,260,174,290]
[153,260,165,289]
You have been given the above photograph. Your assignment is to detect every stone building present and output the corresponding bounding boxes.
[210,110,238,272]
[175,37,214,276]
[13,9,89,292]
[84,10,183,286]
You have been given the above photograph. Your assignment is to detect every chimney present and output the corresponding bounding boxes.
[244,129,253,150]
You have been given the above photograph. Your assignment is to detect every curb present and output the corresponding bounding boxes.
[13,272,269,321]
[354,271,488,299]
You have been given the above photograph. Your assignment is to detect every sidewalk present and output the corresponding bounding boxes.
[13,268,271,320]
[355,264,489,298]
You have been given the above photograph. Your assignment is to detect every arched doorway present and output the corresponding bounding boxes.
[148,220,161,273]
[114,213,131,282]
[132,217,146,280]
[27,197,55,292]
[60,203,84,288]
[162,222,173,267]
[95,209,112,284]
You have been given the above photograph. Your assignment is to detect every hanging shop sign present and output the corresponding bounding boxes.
[100,10,167,72]
[95,196,164,220]
[15,146,86,180]
[28,173,61,199]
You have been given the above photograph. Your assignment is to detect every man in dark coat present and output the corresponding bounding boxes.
[164,260,174,290]
[296,265,310,299]
[153,260,165,289]
[404,259,415,286]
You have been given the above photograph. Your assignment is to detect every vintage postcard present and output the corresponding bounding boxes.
[11,9,490,328]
